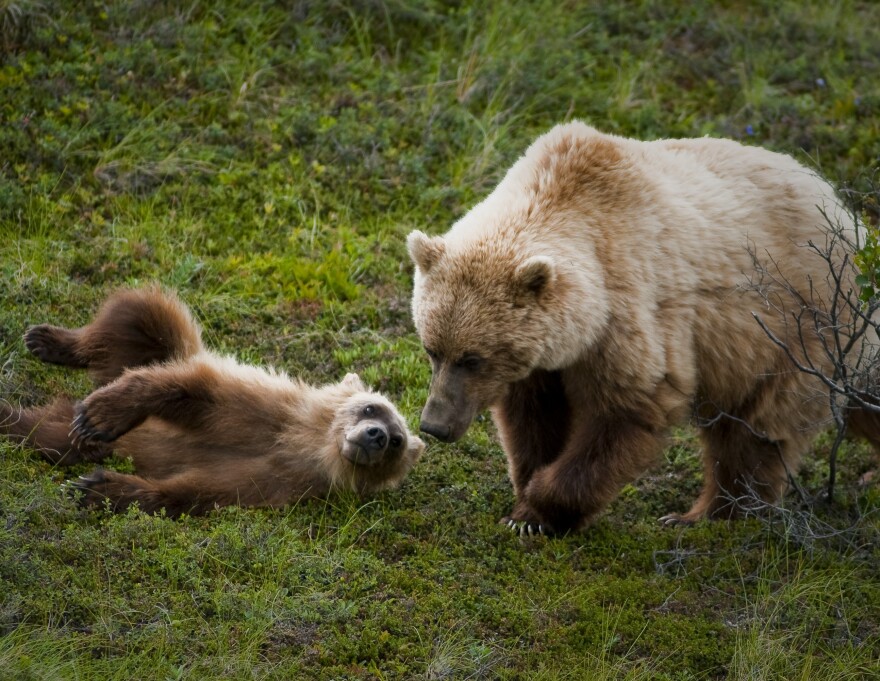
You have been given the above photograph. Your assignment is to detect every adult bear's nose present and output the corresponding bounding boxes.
[419,420,451,442]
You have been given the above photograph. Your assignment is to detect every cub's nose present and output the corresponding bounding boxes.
[419,421,451,442]
[365,426,387,450]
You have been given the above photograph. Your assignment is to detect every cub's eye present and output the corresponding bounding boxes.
[362,405,375,416]
[390,436,403,448]
[455,354,484,371]
[424,347,439,361]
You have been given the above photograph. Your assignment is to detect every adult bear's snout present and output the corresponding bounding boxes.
[419,420,452,442]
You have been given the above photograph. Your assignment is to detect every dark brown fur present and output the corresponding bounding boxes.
[493,361,668,533]
[2,287,423,516]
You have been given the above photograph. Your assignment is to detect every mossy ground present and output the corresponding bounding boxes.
[1,1,879,678]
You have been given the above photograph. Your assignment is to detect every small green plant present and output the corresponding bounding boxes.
[854,221,880,303]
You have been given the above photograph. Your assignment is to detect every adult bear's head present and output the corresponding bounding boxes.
[407,229,607,443]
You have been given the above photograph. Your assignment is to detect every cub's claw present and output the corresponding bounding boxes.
[64,470,109,507]
[70,403,118,444]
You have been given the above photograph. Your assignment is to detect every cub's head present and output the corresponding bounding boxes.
[407,230,563,443]
[331,373,424,493]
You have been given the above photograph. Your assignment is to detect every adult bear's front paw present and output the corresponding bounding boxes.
[500,516,549,537]
[500,501,554,537]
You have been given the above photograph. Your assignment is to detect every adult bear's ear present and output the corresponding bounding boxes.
[407,230,446,274]
[514,255,556,305]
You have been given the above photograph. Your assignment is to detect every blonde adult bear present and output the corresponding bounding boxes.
[1,287,424,516]
[408,121,879,535]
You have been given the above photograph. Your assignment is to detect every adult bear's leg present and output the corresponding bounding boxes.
[662,413,789,524]
[506,399,666,535]
[491,369,570,526]
[663,368,821,525]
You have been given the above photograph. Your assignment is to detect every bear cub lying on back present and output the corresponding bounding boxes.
[1,287,424,516]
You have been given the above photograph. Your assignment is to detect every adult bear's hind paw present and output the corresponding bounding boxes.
[658,512,698,527]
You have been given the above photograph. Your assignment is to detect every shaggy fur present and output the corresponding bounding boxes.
[1,287,424,516]
[408,121,879,534]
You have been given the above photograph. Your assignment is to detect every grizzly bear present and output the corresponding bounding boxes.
[408,121,879,535]
[1,287,424,516]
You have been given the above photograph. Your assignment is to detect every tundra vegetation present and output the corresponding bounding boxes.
[0,1,878,679]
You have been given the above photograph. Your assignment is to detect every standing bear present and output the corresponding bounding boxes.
[1,287,424,516]
[408,121,878,535]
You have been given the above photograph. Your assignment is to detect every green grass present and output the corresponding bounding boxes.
[1,0,879,678]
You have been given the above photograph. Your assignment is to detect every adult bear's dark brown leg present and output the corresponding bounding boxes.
[505,399,666,535]
[491,369,573,530]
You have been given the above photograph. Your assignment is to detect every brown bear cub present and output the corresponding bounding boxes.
[0,287,424,516]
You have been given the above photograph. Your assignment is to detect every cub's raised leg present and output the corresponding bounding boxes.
[70,360,227,445]
[25,286,204,386]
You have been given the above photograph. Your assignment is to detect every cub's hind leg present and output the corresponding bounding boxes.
[26,286,204,386]
[24,326,88,368]
[0,397,110,465]
[69,469,207,516]
[69,461,290,516]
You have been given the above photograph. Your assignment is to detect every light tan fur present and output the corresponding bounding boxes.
[2,287,423,516]
[408,121,877,533]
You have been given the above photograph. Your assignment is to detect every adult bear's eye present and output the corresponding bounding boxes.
[424,347,439,361]
[455,354,484,371]
[362,405,375,416]
[390,436,403,448]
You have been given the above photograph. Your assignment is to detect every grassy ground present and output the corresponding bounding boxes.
[1,1,879,678]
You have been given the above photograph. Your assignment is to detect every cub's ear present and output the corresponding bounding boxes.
[341,373,367,391]
[514,255,556,305]
[407,230,446,274]
[409,435,426,459]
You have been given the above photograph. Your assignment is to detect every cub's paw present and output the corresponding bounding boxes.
[24,325,83,367]
[64,469,157,514]
[63,469,111,508]
[70,397,134,445]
